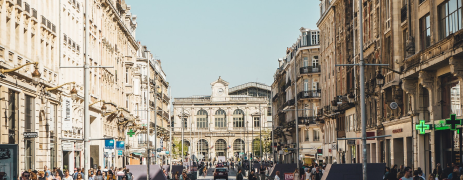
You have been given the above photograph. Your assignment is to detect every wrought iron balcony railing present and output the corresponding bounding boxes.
[298,90,321,99]
[300,66,320,74]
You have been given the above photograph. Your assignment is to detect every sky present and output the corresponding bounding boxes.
[127,0,321,98]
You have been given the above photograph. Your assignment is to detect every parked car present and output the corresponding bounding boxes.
[213,168,228,180]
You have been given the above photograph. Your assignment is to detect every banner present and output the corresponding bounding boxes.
[284,173,294,180]
[116,141,125,150]
[61,97,73,131]
[105,139,114,149]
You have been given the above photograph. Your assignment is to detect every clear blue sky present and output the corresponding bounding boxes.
[127,0,321,98]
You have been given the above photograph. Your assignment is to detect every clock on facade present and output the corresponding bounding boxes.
[218,88,224,95]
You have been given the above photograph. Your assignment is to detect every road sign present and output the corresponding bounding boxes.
[23,132,38,138]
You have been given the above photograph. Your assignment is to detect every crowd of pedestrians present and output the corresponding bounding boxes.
[383,163,463,180]
[19,166,134,180]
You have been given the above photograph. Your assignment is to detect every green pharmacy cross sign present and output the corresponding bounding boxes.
[416,120,430,134]
[445,114,462,131]
[127,129,135,137]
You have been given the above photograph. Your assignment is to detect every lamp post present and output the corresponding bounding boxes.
[45,82,78,100]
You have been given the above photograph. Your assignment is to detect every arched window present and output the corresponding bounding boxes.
[196,109,208,129]
[233,139,245,153]
[215,109,226,128]
[215,139,227,157]
[233,109,245,128]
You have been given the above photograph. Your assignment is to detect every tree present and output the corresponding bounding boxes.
[171,138,189,159]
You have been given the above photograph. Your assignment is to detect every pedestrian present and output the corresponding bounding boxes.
[125,169,133,180]
[88,170,95,180]
[384,167,391,180]
[202,167,206,178]
[433,163,443,180]
[73,169,83,180]
[399,167,413,180]
[448,166,460,180]
[182,172,189,180]
[417,168,425,180]
[21,171,31,180]
[275,171,281,180]
[236,169,243,180]
[313,167,323,180]
[428,174,436,180]
[76,174,83,180]
[306,168,312,180]
[54,169,62,180]
[391,165,399,180]
[106,172,114,180]
[62,170,72,180]
[444,163,453,178]
[94,170,103,180]
[38,171,46,180]
[294,169,300,180]
[412,170,424,180]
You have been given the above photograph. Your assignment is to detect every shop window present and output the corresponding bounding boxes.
[441,74,461,119]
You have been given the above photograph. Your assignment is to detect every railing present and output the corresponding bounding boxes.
[25,2,30,13]
[401,6,407,22]
[284,99,295,107]
[163,94,170,102]
[298,116,318,124]
[285,80,292,89]
[233,127,245,130]
[32,8,37,19]
[299,66,321,74]
[298,90,321,99]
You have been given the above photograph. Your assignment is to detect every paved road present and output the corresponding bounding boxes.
[198,167,247,180]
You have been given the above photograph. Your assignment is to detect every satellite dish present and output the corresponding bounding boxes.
[390,102,399,110]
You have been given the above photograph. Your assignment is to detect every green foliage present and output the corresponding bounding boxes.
[171,138,189,159]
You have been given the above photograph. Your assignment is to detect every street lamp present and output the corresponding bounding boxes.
[1,62,42,84]
[45,82,78,100]
[376,71,385,86]
[89,100,110,114]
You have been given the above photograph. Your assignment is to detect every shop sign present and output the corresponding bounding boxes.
[347,140,355,145]
[392,129,403,133]
[61,97,73,131]
[284,173,294,180]
[62,142,73,151]
[75,143,83,151]
[23,132,38,138]
[118,150,123,156]
[105,139,114,149]
[116,141,125,150]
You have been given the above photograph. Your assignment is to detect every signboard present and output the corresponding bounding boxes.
[347,140,355,145]
[331,144,337,150]
[105,139,114,149]
[205,133,235,137]
[116,141,125,150]
[62,142,74,151]
[284,173,294,180]
[366,132,375,140]
[23,132,38,138]
[392,129,403,133]
[160,138,163,150]
[61,97,73,131]
[118,150,123,156]
[156,148,162,152]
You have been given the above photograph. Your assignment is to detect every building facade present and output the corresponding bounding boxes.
[172,77,270,162]
[0,0,170,176]
[271,28,323,165]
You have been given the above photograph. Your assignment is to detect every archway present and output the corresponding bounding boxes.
[215,139,227,158]
[197,139,208,161]
[233,139,245,158]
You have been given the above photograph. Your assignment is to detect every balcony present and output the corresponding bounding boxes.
[401,6,407,22]
[283,99,295,108]
[300,66,320,74]
[298,90,321,99]
[163,94,170,102]
[298,116,318,125]
[285,80,292,90]
[272,93,279,102]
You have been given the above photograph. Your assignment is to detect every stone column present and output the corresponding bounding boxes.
[418,71,436,171]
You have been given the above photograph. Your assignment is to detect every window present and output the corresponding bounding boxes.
[25,139,34,170]
[303,57,309,67]
[312,56,319,67]
[215,109,226,128]
[233,109,245,128]
[50,104,58,169]
[305,129,310,141]
[419,0,427,4]
[25,95,34,132]
[420,14,431,49]
[313,130,320,141]
[233,139,245,152]
[8,91,18,144]
[438,0,462,40]
[267,107,271,116]
[126,68,129,83]
[302,32,308,46]
[385,0,391,30]
[253,117,260,127]
[311,31,319,45]
[183,118,188,128]
[304,79,309,91]
[196,109,208,129]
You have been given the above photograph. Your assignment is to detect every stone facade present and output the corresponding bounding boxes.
[172,77,270,162]
[0,0,170,175]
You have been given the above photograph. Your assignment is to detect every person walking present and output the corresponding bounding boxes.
[38,171,46,180]
[399,167,413,180]
[236,169,243,180]
[275,171,281,180]
[94,171,103,180]
[203,167,207,178]
[313,167,323,180]
[305,168,312,180]
[294,169,300,180]
[63,170,72,180]
[54,169,62,180]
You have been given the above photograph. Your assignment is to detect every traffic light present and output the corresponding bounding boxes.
[250,153,253,160]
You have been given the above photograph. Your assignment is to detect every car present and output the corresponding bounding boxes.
[213,168,228,180]
[222,162,228,168]
[216,163,223,168]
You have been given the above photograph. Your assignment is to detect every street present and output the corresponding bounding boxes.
[197,167,246,180]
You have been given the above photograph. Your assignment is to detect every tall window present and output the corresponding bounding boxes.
[312,56,319,67]
[303,57,309,67]
[311,31,319,45]
[302,32,308,46]
[50,104,58,169]
[233,109,245,128]
[438,0,462,40]
[305,129,310,141]
[420,14,431,50]
[126,68,129,83]
[8,91,18,144]
[196,109,208,129]
[253,117,260,127]
[182,117,188,128]
[385,0,391,30]
[233,139,245,153]
[215,109,226,128]
[313,130,320,141]
[304,79,309,91]
[25,95,35,170]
